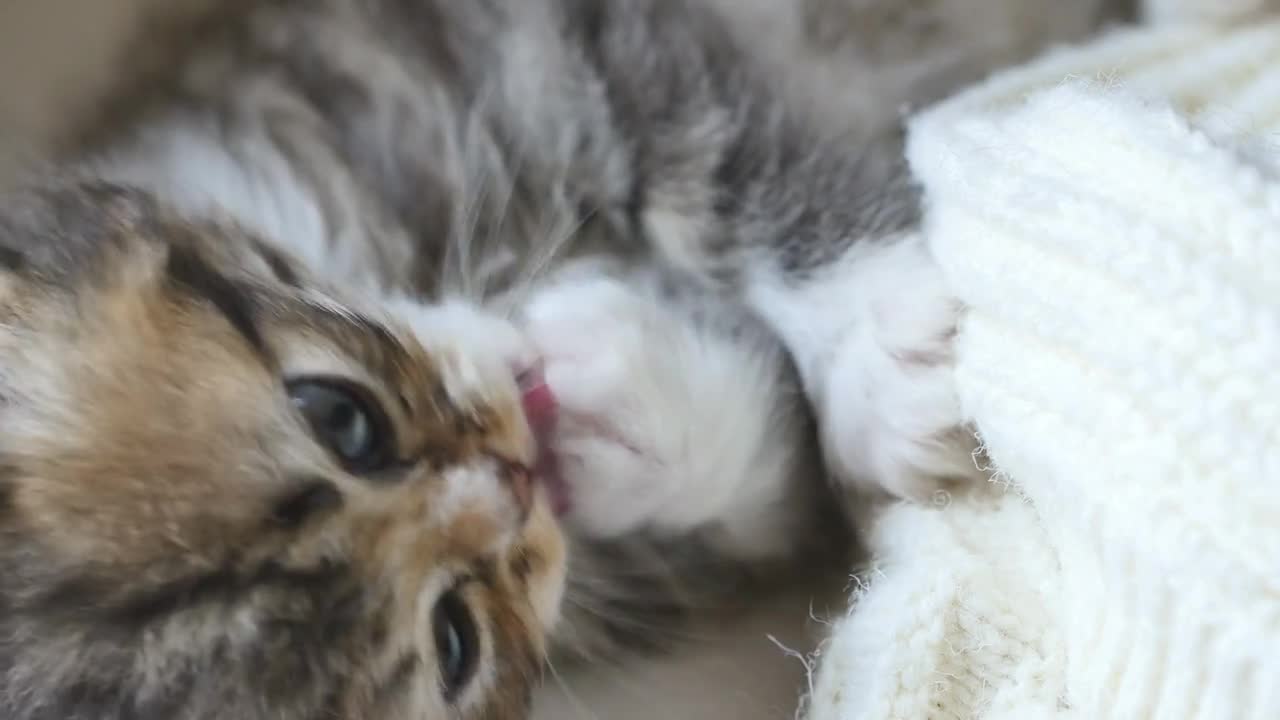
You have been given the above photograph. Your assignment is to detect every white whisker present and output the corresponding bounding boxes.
[498,200,597,318]
[543,656,601,720]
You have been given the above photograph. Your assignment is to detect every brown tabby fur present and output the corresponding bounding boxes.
[0,183,566,719]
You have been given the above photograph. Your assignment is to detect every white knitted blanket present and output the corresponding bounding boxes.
[808,9,1280,720]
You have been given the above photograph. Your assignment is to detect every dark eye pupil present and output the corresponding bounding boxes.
[433,590,478,701]
[322,400,369,456]
[441,621,463,679]
[323,400,354,430]
[287,380,385,471]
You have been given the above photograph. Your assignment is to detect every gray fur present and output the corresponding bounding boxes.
[3,0,1132,711]
[65,0,1127,661]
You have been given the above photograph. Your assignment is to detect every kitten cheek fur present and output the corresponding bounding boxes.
[0,185,566,720]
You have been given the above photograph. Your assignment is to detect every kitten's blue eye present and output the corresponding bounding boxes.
[287,378,391,472]
[433,588,479,701]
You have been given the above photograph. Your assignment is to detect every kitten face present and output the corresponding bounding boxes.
[0,182,566,720]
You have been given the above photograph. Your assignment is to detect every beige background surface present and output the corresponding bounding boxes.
[0,2,839,717]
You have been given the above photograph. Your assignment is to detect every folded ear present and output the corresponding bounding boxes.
[0,184,182,495]
[0,182,177,284]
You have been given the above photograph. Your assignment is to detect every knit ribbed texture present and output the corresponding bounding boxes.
[809,10,1280,720]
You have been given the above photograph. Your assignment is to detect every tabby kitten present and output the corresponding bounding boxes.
[0,0,1127,717]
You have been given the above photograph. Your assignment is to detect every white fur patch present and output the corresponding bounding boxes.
[434,461,522,545]
[382,296,534,412]
[522,267,804,560]
[98,120,332,269]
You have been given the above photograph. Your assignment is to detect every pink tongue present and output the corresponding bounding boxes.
[518,367,571,515]
[520,382,558,437]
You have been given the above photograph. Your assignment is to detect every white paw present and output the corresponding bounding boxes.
[818,239,980,502]
[520,266,812,560]
[818,311,978,503]
[752,234,982,502]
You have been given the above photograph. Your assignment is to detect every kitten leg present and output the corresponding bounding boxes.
[637,132,979,502]
[635,133,978,502]
[564,2,983,501]
[647,204,976,502]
